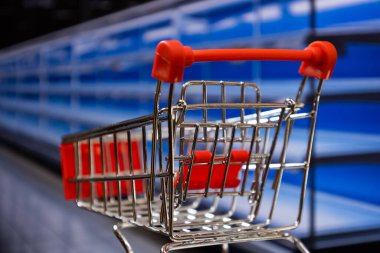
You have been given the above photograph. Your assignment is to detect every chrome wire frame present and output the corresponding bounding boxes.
[62,76,324,253]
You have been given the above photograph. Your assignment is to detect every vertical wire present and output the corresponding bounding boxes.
[205,125,219,197]
[240,126,256,196]
[240,82,245,142]
[254,109,286,218]
[99,136,107,212]
[158,121,168,227]
[113,133,122,217]
[183,125,199,201]
[150,80,163,202]
[220,126,236,197]
[178,126,185,202]
[88,138,94,208]
[202,81,208,143]
[268,119,293,220]
[127,131,137,221]
[74,141,80,201]
[167,82,176,237]
[142,125,152,225]
[221,81,226,140]
[301,79,324,229]
[296,76,308,102]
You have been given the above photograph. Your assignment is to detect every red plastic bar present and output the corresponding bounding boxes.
[61,143,77,200]
[152,40,337,83]
[175,150,249,191]
[60,140,144,200]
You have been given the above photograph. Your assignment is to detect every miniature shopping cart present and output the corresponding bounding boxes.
[61,40,337,253]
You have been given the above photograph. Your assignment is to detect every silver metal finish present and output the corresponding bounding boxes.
[62,76,326,252]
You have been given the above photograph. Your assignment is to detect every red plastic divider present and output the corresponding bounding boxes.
[61,140,144,200]
[175,150,249,191]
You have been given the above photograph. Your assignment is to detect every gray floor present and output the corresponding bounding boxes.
[0,145,252,253]
[1,143,379,253]
[0,145,165,253]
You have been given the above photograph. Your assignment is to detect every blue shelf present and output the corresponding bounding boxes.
[0,0,379,247]
[45,45,72,66]
[0,0,380,148]
[315,1,380,29]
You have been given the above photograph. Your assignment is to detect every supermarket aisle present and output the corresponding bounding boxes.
[0,144,164,253]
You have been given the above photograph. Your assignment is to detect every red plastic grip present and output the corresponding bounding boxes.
[152,40,337,83]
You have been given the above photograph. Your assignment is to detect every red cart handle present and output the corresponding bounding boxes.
[151,40,337,83]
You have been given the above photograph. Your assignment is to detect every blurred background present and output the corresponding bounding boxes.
[0,0,379,252]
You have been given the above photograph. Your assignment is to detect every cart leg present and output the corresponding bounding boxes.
[281,233,310,253]
[161,241,229,253]
[113,223,134,253]
[221,243,229,253]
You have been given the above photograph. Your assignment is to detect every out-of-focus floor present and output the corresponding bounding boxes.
[0,144,156,252]
[1,143,380,253]
[2,143,282,253]
[0,144,233,253]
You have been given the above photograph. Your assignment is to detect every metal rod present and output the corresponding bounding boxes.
[268,118,293,220]
[88,138,94,208]
[299,79,324,228]
[99,136,107,212]
[220,126,236,197]
[167,82,176,238]
[74,141,80,201]
[127,131,137,221]
[150,80,163,201]
[205,125,219,197]
[240,127,256,195]
[113,133,122,217]
[296,76,308,102]
[254,108,286,218]
[183,125,199,201]
[202,80,208,142]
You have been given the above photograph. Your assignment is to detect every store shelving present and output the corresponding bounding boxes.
[0,0,379,251]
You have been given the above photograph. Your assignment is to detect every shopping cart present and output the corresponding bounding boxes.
[61,40,337,253]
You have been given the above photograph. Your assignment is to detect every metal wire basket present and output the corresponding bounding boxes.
[61,40,337,253]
